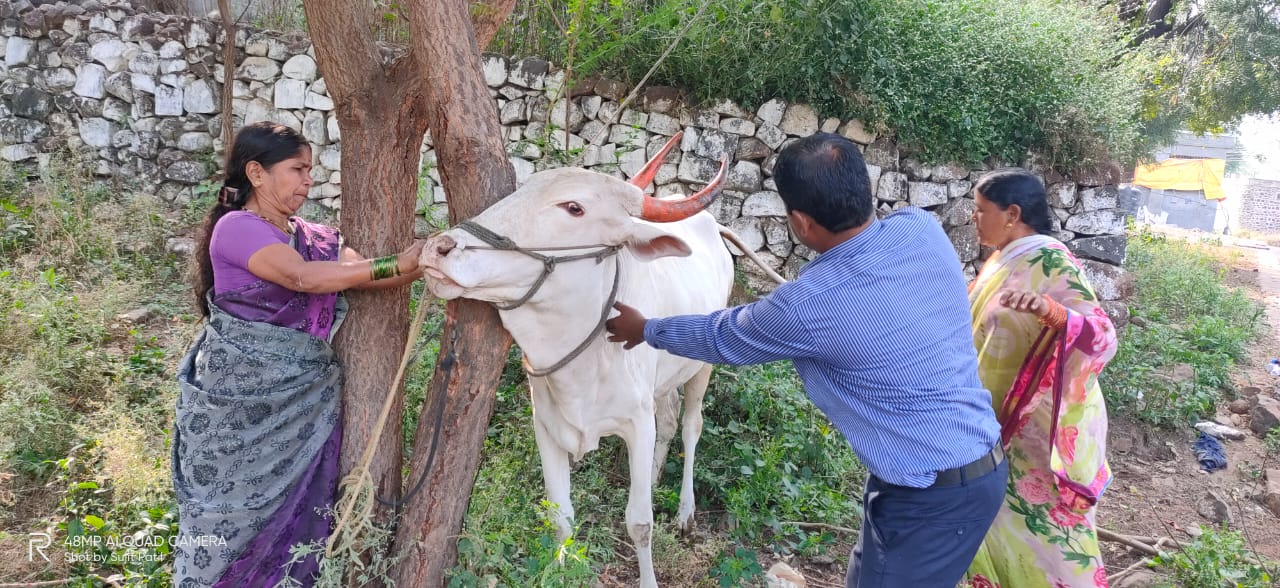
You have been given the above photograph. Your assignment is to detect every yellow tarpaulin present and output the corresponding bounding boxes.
[1132,158,1226,201]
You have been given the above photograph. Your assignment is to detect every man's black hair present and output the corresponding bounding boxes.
[772,132,873,232]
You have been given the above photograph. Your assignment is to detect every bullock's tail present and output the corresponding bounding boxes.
[718,225,788,285]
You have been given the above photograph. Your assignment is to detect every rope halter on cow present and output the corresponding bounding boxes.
[454,131,727,377]
[453,219,621,377]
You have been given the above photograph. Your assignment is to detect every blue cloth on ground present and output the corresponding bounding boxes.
[1193,432,1226,472]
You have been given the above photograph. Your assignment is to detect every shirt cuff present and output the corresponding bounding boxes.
[642,317,664,349]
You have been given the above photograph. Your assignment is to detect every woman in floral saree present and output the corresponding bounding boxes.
[965,169,1118,588]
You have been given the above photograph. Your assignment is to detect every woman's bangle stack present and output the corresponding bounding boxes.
[370,255,401,280]
[1037,295,1067,330]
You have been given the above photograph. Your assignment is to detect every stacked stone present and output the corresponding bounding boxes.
[481,55,881,291]
[479,55,1128,303]
[1239,178,1280,234]
[0,1,1131,314]
[0,0,339,207]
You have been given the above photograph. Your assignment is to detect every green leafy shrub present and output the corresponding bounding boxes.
[51,444,178,586]
[710,546,763,587]
[1153,525,1274,587]
[495,0,1150,167]
[447,356,863,583]
[696,362,864,544]
[1102,229,1263,426]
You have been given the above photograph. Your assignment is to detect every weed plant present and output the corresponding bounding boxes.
[1102,227,1263,426]
[1153,525,1274,587]
[0,160,188,585]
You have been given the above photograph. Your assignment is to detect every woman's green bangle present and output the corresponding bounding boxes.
[370,255,400,280]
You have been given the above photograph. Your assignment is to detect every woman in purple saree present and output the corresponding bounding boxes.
[174,122,423,587]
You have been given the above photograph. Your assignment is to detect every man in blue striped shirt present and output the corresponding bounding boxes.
[606,133,1007,587]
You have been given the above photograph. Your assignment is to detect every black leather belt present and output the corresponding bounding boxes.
[930,445,1005,488]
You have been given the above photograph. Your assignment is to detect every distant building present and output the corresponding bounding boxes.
[1121,131,1239,233]
[1239,178,1280,234]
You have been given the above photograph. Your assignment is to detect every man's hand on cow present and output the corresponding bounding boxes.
[606,302,648,350]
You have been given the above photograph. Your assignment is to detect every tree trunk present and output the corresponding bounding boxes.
[388,0,517,585]
[216,0,234,148]
[328,118,427,505]
[304,0,425,520]
[303,0,517,584]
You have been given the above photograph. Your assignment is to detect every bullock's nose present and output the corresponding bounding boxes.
[433,235,457,256]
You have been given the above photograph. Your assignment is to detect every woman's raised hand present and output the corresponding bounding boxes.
[997,289,1049,317]
[397,240,427,275]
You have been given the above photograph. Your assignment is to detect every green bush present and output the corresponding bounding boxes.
[447,358,863,583]
[696,362,864,545]
[817,0,1146,166]
[1153,525,1273,587]
[494,0,1150,167]
[1101,229,1263,426]
[1266,428,1280,456]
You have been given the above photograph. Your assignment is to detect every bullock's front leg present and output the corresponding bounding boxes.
[677,364,712,531]
[532,410,575,542]
[623,417,659,588]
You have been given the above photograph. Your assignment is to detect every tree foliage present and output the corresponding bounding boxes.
[492,0,1279,166]
[1132,0,1280,135]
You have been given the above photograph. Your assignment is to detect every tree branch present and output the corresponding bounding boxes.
[303,0,382,104]
[217,0,235,148]
[387,0,517,120]
[1098,527,1162,556]
[471,0,520,48]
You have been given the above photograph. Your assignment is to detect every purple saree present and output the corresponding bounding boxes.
[174,217,345,588]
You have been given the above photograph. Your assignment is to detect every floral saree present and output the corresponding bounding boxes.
[965,234,1118,588]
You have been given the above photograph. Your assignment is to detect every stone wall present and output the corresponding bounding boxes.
[1240,178,1280,234]
[0,0,1133,313]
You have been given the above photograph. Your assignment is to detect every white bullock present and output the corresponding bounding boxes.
[418,133,732,587]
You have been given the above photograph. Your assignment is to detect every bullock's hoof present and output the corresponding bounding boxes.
[677,514,697,536]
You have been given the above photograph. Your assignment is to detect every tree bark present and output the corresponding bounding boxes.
[389,0,517,585]
[216,0,235,148]
[304,0,421,519]
[302,0,517,584]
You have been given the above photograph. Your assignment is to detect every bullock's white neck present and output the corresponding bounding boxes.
[497,258,619,375]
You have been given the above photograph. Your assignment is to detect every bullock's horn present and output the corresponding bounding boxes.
[628,131,683,190]
[640,157,729,222]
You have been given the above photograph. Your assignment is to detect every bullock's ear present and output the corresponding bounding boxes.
[623,223,692,260]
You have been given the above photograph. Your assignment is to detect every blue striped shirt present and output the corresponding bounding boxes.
[644,207,1000,488]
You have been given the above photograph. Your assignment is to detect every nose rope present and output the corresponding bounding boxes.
[451,220,623,377]
[454,220,620,311]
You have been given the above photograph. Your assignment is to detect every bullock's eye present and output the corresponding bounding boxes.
[558,202,586,217]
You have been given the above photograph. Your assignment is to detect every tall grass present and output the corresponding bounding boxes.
[1101,228,1264,427]
[0,160,189,584]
